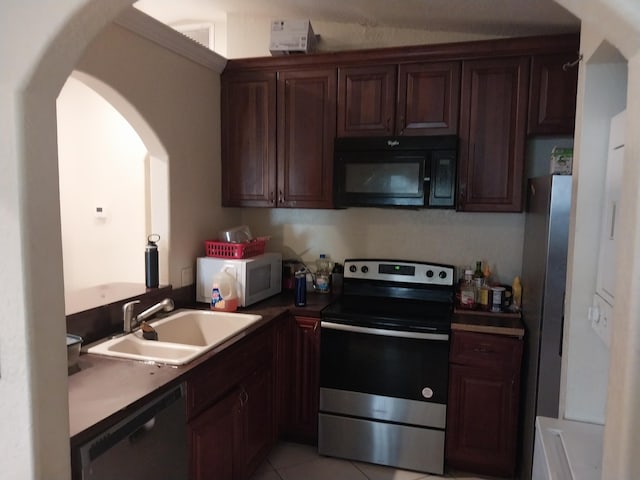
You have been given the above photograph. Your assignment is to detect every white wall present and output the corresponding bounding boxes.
[57,76,147,291]
[76,21,238,289]
[0,2,137,478]
[244,208,524,284]
[555,0,640,478]
[226,13,501,58]
[0,2,231,477]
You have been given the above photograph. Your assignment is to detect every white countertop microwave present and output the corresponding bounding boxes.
[196,252,282,307]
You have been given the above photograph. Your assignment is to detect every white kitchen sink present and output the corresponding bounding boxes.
[86,309,262,365]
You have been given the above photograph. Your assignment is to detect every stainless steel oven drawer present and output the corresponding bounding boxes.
[320,387,446,428]
[318,412,445,475]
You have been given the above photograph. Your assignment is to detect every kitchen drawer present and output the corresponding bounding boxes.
[450,330,521,371]
[186,326,272,419]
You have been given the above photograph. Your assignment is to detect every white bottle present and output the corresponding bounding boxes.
[211,267,238,312]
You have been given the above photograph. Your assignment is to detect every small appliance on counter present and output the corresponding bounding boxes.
[196,252,282,307]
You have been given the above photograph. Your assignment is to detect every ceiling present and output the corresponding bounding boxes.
[134,0,580,38]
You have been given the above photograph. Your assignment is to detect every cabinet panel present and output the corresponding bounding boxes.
[397,62,461,136]
[446,364,519,477]
[287,316,321,443]
[189,389,240,480]
[528,53,578,135]
[277,69,337,208]
[240,367,274,478]
[186,328,271,419]
[458,57,529,212]
[221,71,277,207]
[338,65,396,136]
[446,330,523,477]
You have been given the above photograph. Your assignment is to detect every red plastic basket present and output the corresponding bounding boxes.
[204,238,267,259]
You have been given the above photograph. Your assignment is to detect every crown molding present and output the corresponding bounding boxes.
[115,6,227,73]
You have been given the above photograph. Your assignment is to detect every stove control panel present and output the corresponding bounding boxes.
[344,259,454,287]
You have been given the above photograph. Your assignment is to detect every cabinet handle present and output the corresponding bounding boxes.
[473,347,495,354]
[269,191,275,204]
[239,389,248,406]
[279,190,283,204]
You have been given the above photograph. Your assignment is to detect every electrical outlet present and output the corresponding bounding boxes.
[181,267,194,287]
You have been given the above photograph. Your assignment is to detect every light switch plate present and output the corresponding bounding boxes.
[590,294,611,348]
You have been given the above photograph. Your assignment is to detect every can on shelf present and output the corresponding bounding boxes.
[491,286,506,313]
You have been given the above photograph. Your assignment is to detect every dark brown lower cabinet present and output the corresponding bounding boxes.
[189,387,239,480]
[187,323,276,480]
[446,330,523,477]
[285,316,321,444]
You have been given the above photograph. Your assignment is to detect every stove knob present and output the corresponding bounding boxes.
[361,266,369,274]
[349,265,357,273]
[439,271,447,279]
[426,270,434,278]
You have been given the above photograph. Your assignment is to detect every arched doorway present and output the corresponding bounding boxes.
[57,71,170,291]
[0,2,138,478]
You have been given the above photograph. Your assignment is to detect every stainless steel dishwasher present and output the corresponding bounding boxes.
[75,384,188,480]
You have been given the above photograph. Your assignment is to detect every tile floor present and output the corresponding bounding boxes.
[250,441,505,480]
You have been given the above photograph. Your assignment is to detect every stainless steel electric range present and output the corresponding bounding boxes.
[319,258,455,475]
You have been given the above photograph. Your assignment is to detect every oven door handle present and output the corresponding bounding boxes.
[321,321,449,341]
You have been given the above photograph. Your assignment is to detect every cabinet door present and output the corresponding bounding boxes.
[277,69,337,208]
[221,71,277,207]
[338,65,396,137]
[458,57,529,212]
[287,316,321,443]
[397,62,461,136]
[528,53,578,135]
[446,364,520,477]
[189,389,241,480]
[239,367,274,478]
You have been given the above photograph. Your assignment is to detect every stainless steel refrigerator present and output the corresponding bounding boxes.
[519,174,572,480]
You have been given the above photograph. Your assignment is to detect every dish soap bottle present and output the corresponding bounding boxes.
[211,267,238,312]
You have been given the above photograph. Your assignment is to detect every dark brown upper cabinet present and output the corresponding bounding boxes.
[337,65,396,137]
[277,68,337,208]
[397,61,461,136]
[221,33,580,212]
[221,71,277,207]
[221,69,336,208]
[337,62,461,137]
[458,57,530,212]
[528,53,579,135]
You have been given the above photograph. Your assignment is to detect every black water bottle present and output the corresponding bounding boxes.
[145,234,160,288]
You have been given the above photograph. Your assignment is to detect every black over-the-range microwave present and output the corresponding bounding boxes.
[333,135,457,208]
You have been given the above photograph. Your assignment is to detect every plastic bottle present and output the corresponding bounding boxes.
[459,269,477,309]
[145,234,160,288]
[211,267,238,312]
[331,262,344,295]
[473,261,484,289]
[512,276,522,311]
[315,254,332,293]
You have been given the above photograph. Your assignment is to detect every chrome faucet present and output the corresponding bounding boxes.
[122,298,174,333]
